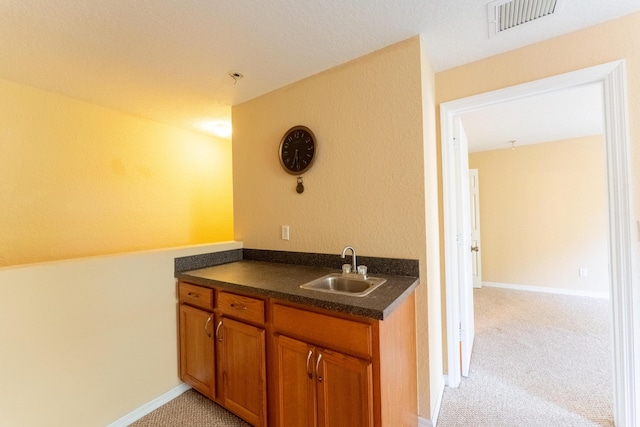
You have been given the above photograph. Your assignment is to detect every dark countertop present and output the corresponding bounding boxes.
[177,260,419,320]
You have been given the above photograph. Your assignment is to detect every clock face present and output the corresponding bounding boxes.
[279,126,316,175]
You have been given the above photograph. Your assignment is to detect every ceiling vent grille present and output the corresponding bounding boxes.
[487,0,560,37]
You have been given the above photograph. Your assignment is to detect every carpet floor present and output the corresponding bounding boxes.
[437,286,614,427]
[128,389,250,427]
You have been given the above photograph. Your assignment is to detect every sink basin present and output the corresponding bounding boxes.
[300,273,386,297]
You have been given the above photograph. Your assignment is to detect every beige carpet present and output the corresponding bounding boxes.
[437,286,614,427]
[128,389,250,427]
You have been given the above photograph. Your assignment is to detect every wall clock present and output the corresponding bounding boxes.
[278,125,316,175]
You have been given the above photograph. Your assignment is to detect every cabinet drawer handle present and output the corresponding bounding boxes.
[205,315,212,338]
[306,350,313,379]
[315,353,323,383]
[187,292,200,298]
[216,320,223,342]
[230,303,247,310]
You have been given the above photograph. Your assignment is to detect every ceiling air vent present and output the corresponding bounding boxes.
[487,0,561,37]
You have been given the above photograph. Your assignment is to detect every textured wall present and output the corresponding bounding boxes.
[0,78,234,266]
[469,136,608,295]
[232,39,425,259]
[233,37,437,419]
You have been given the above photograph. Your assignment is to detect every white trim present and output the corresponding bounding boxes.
[441,106,463,388]
[418,416,433,427]
[602,59,636,427]
[440,60,636,426]
[429,376,445,427]
[106,383,191,427]
[482,281,610,299]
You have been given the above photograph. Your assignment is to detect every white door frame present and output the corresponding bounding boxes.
[440,60,636,426]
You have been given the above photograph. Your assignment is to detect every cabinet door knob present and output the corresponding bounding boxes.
[306,350,313,379]
[216,320,224,342]
[205,315,212,338]
[315,353,323,383]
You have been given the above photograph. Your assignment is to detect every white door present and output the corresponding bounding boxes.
[469,169,483,289]
[454,118,475,378]
[442,116,476,385]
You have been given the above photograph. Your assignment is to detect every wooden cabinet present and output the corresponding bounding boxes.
[218,317,267,427]
[178,281,267,427]
[274,335,316,426]
[316,348,373,427]
[218,291,265,324]
[272,304,374,427]
[274,334,373,427]
[178,301,215,399]
[271,296,417,427]
[179,279,417,427]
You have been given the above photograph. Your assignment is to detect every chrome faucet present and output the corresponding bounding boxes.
[341,246,357,274]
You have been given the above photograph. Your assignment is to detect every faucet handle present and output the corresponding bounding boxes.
[342,264,352,274]
[357,265,368,276]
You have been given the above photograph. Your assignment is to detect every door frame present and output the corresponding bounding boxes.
[440,60,636,426]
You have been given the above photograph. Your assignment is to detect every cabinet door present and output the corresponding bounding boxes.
[219,317,267,427]
[316,348,373,427]
[179,304,215,399]
[274,335,316,427]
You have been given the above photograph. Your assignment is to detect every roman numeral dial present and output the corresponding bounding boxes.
[278,126,317,175]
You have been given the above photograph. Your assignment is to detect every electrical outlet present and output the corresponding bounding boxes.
[281,225,290,241]
[579,268,588,278]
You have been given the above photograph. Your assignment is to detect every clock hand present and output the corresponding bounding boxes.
[293,149,299,169]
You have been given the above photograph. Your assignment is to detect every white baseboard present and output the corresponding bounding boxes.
[443,374,452,387]
[106,383,191,427]
[482,281,609,299]
[418,416,433,427]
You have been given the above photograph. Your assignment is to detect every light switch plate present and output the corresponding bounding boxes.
[281,225,290,240]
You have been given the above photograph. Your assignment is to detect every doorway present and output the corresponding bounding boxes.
[440,61,636,426]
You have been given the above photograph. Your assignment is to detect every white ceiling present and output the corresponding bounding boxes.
[461,83,604,152]
[0,0,638,138]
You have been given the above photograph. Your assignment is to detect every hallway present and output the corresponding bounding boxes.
[437,287,613,427]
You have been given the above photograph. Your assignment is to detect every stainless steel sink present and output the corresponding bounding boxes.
[299,273,386,297]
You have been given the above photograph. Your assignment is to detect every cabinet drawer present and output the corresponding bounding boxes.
[218,291,265,325]
[272,304,372,359]
[179,282,214,311]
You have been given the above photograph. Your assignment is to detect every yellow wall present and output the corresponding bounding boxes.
[233,37,440,419]
[469,136,608,295]
[0,78,234,267]
[0,76,237,425]
[436,12,640,375]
